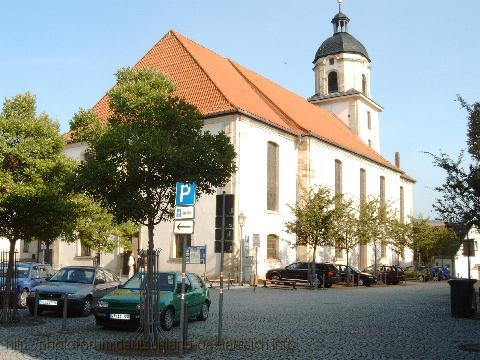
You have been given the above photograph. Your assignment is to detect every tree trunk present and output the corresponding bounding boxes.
[311,244,317,287]
[3,239,16,310]
[346,250,350,285]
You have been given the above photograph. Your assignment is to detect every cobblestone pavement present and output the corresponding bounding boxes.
[1,282,480,359]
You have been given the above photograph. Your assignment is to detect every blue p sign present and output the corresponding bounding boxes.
[175,182,196,206]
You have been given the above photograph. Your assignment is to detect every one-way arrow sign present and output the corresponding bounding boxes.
[174,220,194,234]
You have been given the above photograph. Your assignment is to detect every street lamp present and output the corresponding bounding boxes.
[238,212,246,286]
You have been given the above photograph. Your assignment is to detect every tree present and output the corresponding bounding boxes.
[285,186,340,285]
[72,67,236,339]
[0,93,72,313]
[72,68,236,252]
[73,195,137,259]
[409,217,436,266]
[430,97,480,229]
[357,197,391,276]
[388,217,410,265]
[334,195,359,280]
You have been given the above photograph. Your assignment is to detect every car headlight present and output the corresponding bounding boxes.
[136,303,143,311]
[97,300,109,308]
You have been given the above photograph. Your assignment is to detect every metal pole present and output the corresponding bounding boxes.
[179,235,187,354]
[467,233,471,280]
[218,192,226,343]
[62,293,68,331]
[34,292,39,322]
[204,245,207,283]
[254,246,258,291]
[239,225,244,286]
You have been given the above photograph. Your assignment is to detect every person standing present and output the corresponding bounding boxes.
[128,253,135,278]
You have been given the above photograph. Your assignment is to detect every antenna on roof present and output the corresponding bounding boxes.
[337,0,343,13]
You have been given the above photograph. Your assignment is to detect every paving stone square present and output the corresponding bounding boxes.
[1,282,479,359]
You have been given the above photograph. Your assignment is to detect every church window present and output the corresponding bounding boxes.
[80,242,91,257]
[362,74,367,94]
[380,176,386,208]
[368,140,372,148]
[267,141,279,211]
[400,187,405,223]
[367,111,371,129]
[328,71,338,93]
[267,234,279,259]
[175,234,191,258]
[360,168,366,204]
[335,159,343,196]
[329,58,335,65]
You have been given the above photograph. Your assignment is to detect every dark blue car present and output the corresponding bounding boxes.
[0,262,55,307]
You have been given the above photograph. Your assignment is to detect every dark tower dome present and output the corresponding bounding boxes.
[313,6,370,63]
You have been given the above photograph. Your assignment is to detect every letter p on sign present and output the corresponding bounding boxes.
[175,182,196,206]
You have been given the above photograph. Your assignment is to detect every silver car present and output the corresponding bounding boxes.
[27,266,121,317]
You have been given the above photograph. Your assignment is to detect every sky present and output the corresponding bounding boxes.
[1,0,479,217]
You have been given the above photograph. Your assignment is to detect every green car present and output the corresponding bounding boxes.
[404,266,431,282]
[94,272,210,330]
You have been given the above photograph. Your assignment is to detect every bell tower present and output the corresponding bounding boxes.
[309,0,383,152]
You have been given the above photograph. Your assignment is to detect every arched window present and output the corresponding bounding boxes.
[267,141,279,211]
[328,71,338,93]
[267,234,279,259]
[362,74,367,94]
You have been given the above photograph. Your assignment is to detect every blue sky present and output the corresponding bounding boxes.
[1,0,478,217]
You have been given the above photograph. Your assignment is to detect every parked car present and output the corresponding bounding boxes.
[0,262,55,308]
[335,264,377,286]
[94,272,210,331]
[431,266,449,280]
[26,266,121,317]
[363,265,405,285]
[404,265,430,282]
[265,262,340,287]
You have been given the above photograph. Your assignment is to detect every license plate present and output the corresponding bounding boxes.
[110,313,130,320]
[39,299,58,306]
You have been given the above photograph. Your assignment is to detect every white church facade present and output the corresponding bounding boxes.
[20,5,415,279]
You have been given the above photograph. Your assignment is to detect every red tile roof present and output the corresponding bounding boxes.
[91,30,413,178]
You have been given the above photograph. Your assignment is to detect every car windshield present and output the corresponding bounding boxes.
[0,264,30,278]
[351,266,361,273]
[123,272,175,291]
[49,268,95,284]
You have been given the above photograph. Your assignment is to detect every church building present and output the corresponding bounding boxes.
[25,4,415,278]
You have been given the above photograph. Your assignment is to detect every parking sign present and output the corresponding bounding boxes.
[175,182,196,206]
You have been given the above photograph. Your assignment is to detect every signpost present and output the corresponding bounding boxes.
[252,234,260,291]
[174,182,196,354]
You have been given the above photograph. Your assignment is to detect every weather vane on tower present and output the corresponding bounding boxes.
[338,0,343,12]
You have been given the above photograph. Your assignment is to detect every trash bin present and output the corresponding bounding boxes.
[448,279,477,318]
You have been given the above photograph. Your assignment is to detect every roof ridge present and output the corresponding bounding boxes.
[171,31,236,111]
[90,30,177,120]
[228,59,306,133]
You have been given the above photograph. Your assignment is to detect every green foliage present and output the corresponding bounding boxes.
[285,186,340,262]
[72,67,236,250]
[69,108,104,144]
[0,93,77,308]
[430,96,480,229]
[334,195,359,266]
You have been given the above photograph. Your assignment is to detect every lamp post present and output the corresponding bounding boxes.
[238,212,246,286]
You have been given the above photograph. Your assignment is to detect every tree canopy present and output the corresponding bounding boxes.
[72,67,236,251]
[430,97,480,229]
[0,93,78,311]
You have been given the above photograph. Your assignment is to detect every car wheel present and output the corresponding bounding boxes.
[197,301,209,321]
[19,289,29,308]
[28,305,42,316]
[418,275,425,282]
[160,307,175,331]
[271,274,280,284]
[80,297,92,317]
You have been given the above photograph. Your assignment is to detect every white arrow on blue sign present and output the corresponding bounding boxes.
[175,182,196,206]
